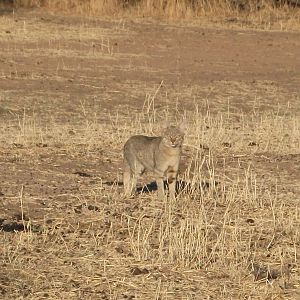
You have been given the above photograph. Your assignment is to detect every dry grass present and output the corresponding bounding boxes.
[0,8,299,300]
[11,0,300,30]
[1,97,299,299]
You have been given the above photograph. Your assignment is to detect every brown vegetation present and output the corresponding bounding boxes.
[11,0,300,23]
[0,4,299,300]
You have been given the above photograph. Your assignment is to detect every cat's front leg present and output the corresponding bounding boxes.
[167,169,178,199]
[156,176,165,200]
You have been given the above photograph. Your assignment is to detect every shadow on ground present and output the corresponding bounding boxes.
[104,180,219,195]
[0,218,25,232]
[0,218,42,233]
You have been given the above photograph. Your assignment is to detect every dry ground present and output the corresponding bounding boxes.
[0,8,300,300]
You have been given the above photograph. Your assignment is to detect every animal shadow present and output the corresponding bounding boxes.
[103,179,219,195]
[0,218,41,233]
[137,179,219,195]
[0,218,25,232]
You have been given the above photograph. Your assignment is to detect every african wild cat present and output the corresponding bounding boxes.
[123,124,185,199]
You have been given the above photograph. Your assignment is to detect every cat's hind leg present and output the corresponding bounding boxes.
[131,161,145,195]
[123,158,145,197]
[123,158,133,196]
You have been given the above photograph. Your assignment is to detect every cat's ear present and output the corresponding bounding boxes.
[179,120,187,133]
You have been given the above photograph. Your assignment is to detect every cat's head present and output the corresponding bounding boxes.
[161,123,185,148]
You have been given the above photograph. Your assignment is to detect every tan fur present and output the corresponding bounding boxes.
[123,125,184,199]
